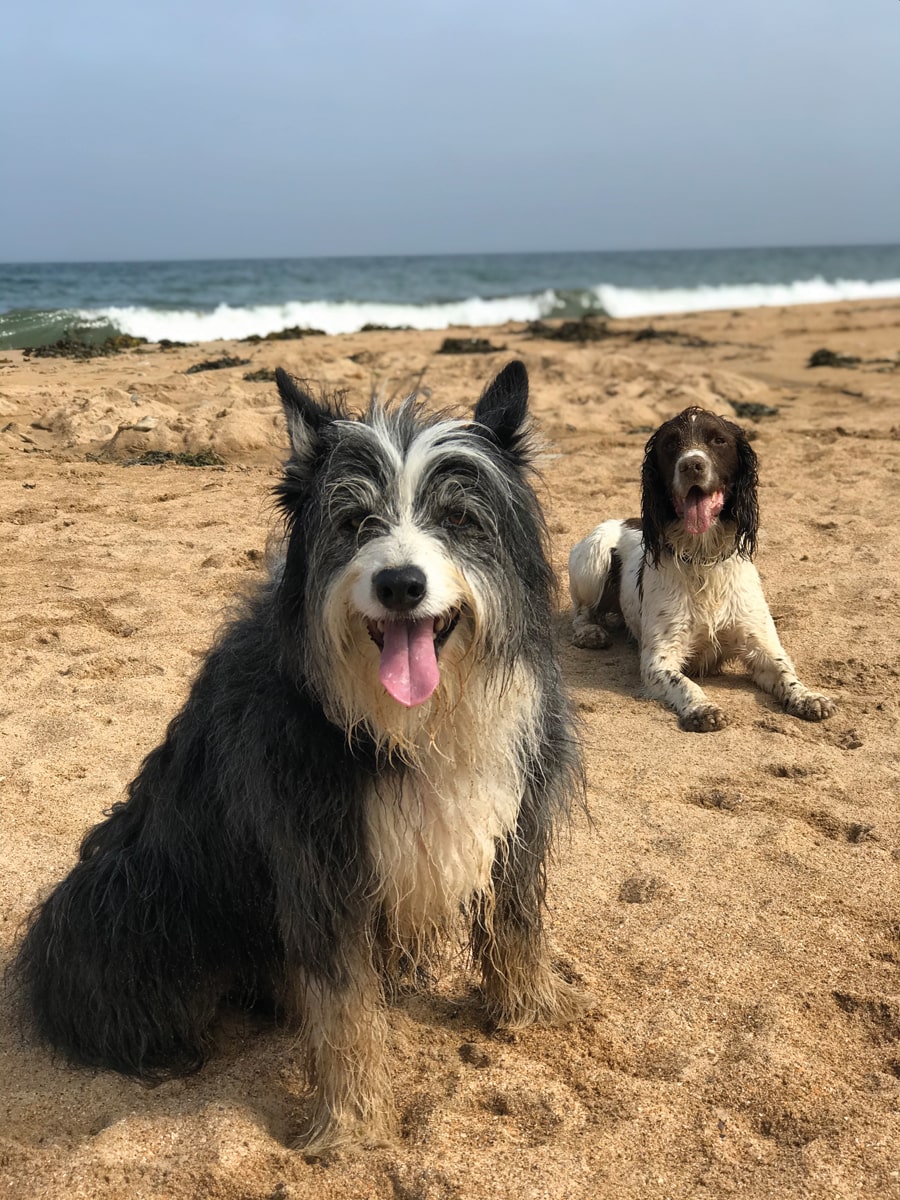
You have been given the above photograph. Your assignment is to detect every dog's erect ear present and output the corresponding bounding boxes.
[473,361,529,454]
[276,368,334,465]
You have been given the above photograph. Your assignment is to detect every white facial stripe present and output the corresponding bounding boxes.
[338,408,507,621]
[399,419,464,513]
[397,419,503,517]
[341,407,508,523]
[349,521,463,620]
[336,415,405,477]
[673,448,714,495]
[678,448,711,465]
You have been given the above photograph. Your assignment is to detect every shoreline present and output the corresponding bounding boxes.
[4,298,900,466]
[5,243,900,347]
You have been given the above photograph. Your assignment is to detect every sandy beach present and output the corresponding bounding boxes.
[1,300,898,1199]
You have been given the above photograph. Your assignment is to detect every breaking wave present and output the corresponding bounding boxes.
[3,274,900,348]
[596,275,900,318]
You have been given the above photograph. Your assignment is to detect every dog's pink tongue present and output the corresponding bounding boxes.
[682,489,724,536]
[379,618,440,707]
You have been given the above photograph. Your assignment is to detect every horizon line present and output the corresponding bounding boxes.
[3,239,900,268]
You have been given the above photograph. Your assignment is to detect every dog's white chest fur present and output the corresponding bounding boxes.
[365,666,537,934]
[653,555,750,670]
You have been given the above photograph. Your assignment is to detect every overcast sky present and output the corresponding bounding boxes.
[1,0,898,262]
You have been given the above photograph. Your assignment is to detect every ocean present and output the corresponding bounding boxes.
[2,244,900,349]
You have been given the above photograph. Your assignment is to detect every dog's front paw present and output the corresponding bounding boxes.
[784,691,836,721]
[483,960,597,1032]
[490,978,597,1032]
[680,705,729,733]
[292,1112,393,1158]
[572,621,610,650]
[541,979,597,1028]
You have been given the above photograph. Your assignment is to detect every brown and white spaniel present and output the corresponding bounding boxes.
[568,407,835,732]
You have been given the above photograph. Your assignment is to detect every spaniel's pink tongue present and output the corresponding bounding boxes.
[681,489,724,536]
[379,618,440,707]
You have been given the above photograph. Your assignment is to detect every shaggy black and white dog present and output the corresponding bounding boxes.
[568,406,835,732]
[14,362,588,1153]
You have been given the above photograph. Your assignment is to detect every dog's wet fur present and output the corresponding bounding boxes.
[13,362,589,1153]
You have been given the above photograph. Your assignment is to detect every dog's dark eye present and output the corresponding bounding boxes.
[345,513,388,543]
[443,509,472,529]
[344,513,379,539]
[711,435,728,446]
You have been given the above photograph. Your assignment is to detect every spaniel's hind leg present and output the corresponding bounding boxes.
[568,522,622,650]
[572,608,611,649]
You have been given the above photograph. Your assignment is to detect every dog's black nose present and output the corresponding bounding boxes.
[374,566,427,612]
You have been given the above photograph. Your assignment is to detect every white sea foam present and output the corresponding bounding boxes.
[596,276,900,319]
[76,292,560,342]
[73,276,900,342]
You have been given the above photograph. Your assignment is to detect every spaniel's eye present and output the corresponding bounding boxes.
[711,435,728,446]
[443,509,471,529]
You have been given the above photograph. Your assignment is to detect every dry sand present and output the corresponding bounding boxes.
[1,301,898,1200]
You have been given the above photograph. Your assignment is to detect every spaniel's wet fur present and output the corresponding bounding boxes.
[568,407,835,731]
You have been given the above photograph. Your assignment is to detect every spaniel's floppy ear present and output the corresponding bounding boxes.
[640,428,671,566]
[728,422,759,559]
[473,361,531,460]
